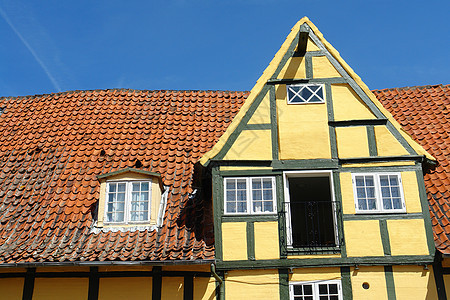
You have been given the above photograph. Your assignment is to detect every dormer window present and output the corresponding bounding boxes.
[105,181,151,224]
[96,168,167,231]
[287,84,325,104]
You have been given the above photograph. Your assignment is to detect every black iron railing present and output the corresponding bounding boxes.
[286,200,340,248]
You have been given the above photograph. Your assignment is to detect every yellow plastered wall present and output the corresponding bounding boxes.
[444,275,450,299]
[98,277,152,300]
[162,277,184,300]
[254,221,279,260]
[33,278,88,300]
[344,220,384,257]
[340,172,355,214]
[335,127,369,158]
[222,129,272,160]
[225,269,279,299]
[290,267,340,281]
[401,171,422,213]
[277,56,306,79]
[351,266,388,299]
[222,222,247,261]
[276,85,331,160]
[387,219,429,256]
[98,172,162,227]
[306,38,320,52]
[247,93,271,125]
[0,278,23,300]
[331,84,376,121]
[392,265,438,299]
[194,277,216,300]
[341,161,416,168]
[374,126,409,156]
[312,56,341,78]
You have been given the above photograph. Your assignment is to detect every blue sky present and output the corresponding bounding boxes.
[0,0,448,97]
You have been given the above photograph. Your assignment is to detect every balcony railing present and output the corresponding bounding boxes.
[286,200,340,248]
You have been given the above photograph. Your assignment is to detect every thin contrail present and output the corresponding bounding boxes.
[0,6,61,92]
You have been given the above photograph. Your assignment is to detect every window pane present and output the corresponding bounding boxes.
[109,183,116,192]
[357,187,366,198]
[117,192,125,202]
[117,183,126,192]
[329,284,338,294]
[253,201,262,213]
[358,199,367,210]
[368,199,377,210]
[226,202,236,213]
[383,198,393,210]
[355,177,365,186]
[393,198,402,209]
[381,186,390,198]
[113,212,124,222]
[293,285,303,295]
[253,189,262,201]
[263,189,272,200]
[263,202,273,212]
[252,179,261,190]
[365,176,374,186]
[237,179,246,190]
[140,191,149,202]
[226,180,235,190]
[108,193,116,203]
[319,296,327,300]
[237,201,247,213]
[303,285,313,295]
[330,296,339,300]
[141,182,149,191]
[132,182,140,192]
[262,179,272,189]
[237,190,247,201]
[318,284,328,294]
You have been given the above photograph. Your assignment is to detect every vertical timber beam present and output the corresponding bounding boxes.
[295,23,309,56]
[152,266,162,300]
[341,266,352,299]
[384,266,397,300]
[433,251,447,300]
[279,268,289,299]
[184,275,194,300]
[22,267,35,300]
[88,266,99,300]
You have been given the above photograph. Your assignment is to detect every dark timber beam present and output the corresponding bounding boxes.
[295,24,309,56]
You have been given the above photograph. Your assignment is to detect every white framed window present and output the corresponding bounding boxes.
[224,177,276,215]
[105,181,151,224]
[352,173,405,213]
[287,84,325,104]
[290,280,342,300]
[283,171,339,248]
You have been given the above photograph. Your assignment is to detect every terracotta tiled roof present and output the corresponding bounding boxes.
[0,89,248,263]
[374,84,450,254]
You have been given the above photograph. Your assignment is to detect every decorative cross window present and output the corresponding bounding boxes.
[352,173,405,213]
[105,181,151,224]
[290,280,342,300]
[287,84,325,104]
[224,177,276,214]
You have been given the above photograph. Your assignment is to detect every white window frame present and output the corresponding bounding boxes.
[104,180,152,225]
[286,83,325,104]
[352,172,406,214]
[283,171,339,248]
[223,176,277,215]
[289,280,343,300]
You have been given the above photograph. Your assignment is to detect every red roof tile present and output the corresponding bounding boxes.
[374,84,450,254]
[0,89,248,263]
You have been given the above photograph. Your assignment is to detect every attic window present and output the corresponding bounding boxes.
[287,84,325,104]
[96,168,167,230]
[105,181,151,224]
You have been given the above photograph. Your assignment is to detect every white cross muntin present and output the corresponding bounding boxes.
[288,84,324,103]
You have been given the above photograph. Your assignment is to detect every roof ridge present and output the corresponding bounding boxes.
[0,88,251,101]
[373,84,450,93]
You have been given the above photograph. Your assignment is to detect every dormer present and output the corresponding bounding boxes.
[95,168,168,231]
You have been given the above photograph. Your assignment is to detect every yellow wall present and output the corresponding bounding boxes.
[351,266,388,300]
[33,278,88,300]
[254,221,279,260]
[222,222,247,261]
[401,171,422,213]
[247,93,271,125]
[340,172,355,214]
[344,220,384,257]
[392,265,438,299]
[331,84,376,121]
[0,278,23,300]
[161,277,184,300]
[225,269,279,300]
[374,126,409,156]
[290,267,340,281]
[194,277,216,300]
[98,277,152,300]
[335,126,369,158]
[222,129,272,161]
[276,85,331,160]
[277,56,306,79]
[387,219,429,256]
[312,56,341,78]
